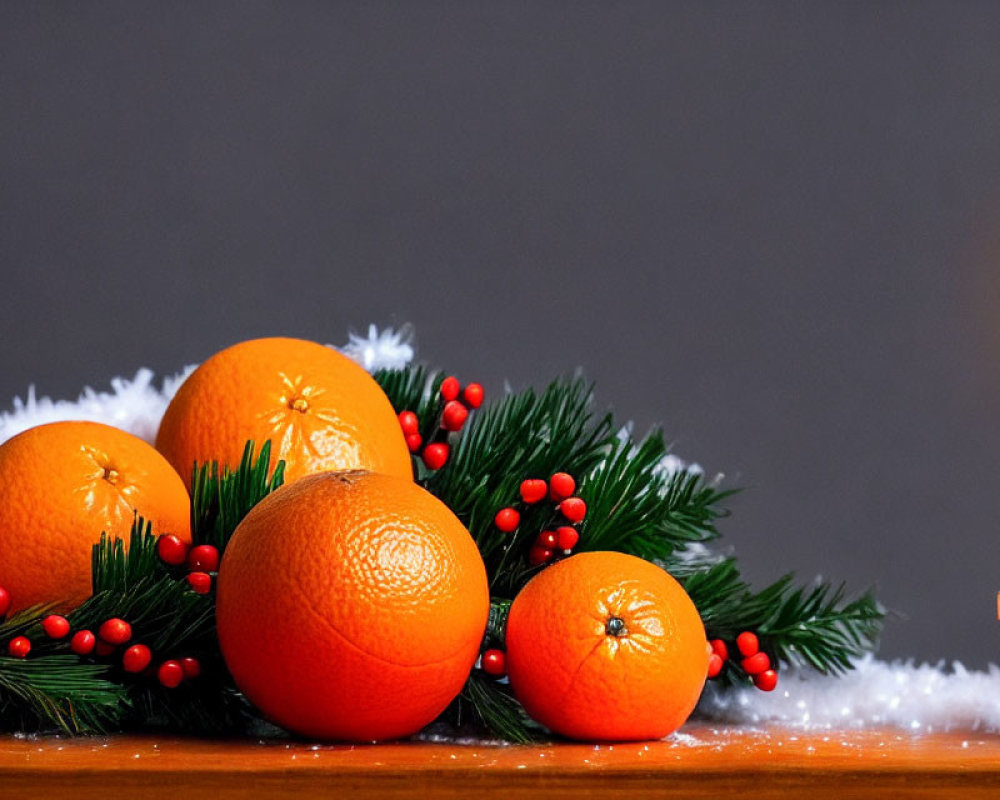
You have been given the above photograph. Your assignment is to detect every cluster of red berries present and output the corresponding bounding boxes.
[494,472,587,566]
[157,535,219,594]
[397,376,484,472]
[707,631,778,692]
[0,586,200,689]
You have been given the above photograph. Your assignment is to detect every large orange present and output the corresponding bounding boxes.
[505,551,709,741]
[0,421,191,612]
[155,337,412,486]
[216,470,490,741]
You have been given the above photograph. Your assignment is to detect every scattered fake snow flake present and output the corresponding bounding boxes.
[336,324,414,372]
[4,327,1000,736]
[697,655,1000,733]
[0,327,410,447]
[656,453,703,478]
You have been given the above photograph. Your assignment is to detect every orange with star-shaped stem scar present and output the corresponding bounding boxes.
[0,421,191,612]
[505,551,709,741]
[156,337,413,486]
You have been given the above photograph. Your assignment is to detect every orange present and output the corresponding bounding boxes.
[155,337,412,486]
[505,551,709,741]
[216,470,490,741]
[0,421,191,612]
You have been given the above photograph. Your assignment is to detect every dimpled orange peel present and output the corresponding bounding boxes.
[215,470,490,741]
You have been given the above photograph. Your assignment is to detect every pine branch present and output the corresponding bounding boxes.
[91,516,166,595]
[374,365,445,442]
[759,582,884,675]
[0,609,127,734]
[458,675,542,744]
[190,440,285,552]
[578,434,733,561]
[682,558,884,683]
[426,378,614,595]
[0,655,126,734]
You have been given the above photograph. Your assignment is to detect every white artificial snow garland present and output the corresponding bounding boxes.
[1,326,998,735]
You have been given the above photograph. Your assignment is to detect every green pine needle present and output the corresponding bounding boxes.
[190,440,286,552]
[91,516,165,595]
[0,655,126,734]
[459,675,543,744]
[374,365,446,443]
[578,434,734,561]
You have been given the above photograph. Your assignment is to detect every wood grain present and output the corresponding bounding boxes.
[2,724,999,799]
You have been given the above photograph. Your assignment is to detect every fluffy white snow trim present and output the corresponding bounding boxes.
[0,366,197,446]
[698,656,1000,733]
[0,327,414,447]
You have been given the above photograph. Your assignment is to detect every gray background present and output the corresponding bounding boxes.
[2,3,998,666]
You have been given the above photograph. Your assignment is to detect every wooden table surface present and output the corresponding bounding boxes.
[2,724,1000,798]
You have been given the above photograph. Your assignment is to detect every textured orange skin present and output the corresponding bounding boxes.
[0,421,191,612]
[505,551,709,741]
[155,337,412,486]
[216,471,490,741]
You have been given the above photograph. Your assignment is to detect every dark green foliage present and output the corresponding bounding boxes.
[77,521,216,657]
[577,434,734,560]
[0,607,126,734]
[458,674,542,744]
[0,654,125,734]
[682,558,884,685]
[374,365,445,443]
[190,440,285,552]
[91,516,165,595]
[426,378,614,594]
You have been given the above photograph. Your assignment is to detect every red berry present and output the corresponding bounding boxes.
[158,660,184,688]
[422,443,450,471]
[519,479,548,504]
[99,618,132,646]
[754,669,779,692]
[709,639,729,661]
[405,433,423,453]
[95,640,116,657]
[494,507,520,532]
[8,636,30,658]
[555,526,579,551]
[439,376,460,402]
[441,400,469,432]
[481,649,506,677]
[70,629,96,656]
[742,651,771,675]
[549,472,576,501]
[559,497,587,523]
[157,534,190,567]
[536,530,558,549]
[187,572,212,594]
[180,657,202,679]
[398,410,420,435]
[736,631,759,657]
[187,544,220,573]
[41,614,71,640]
[122,644,152,673]
[0,586,10,618]
[462,383,484,409]
[528,545,554,566]
[707,653,724,678]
